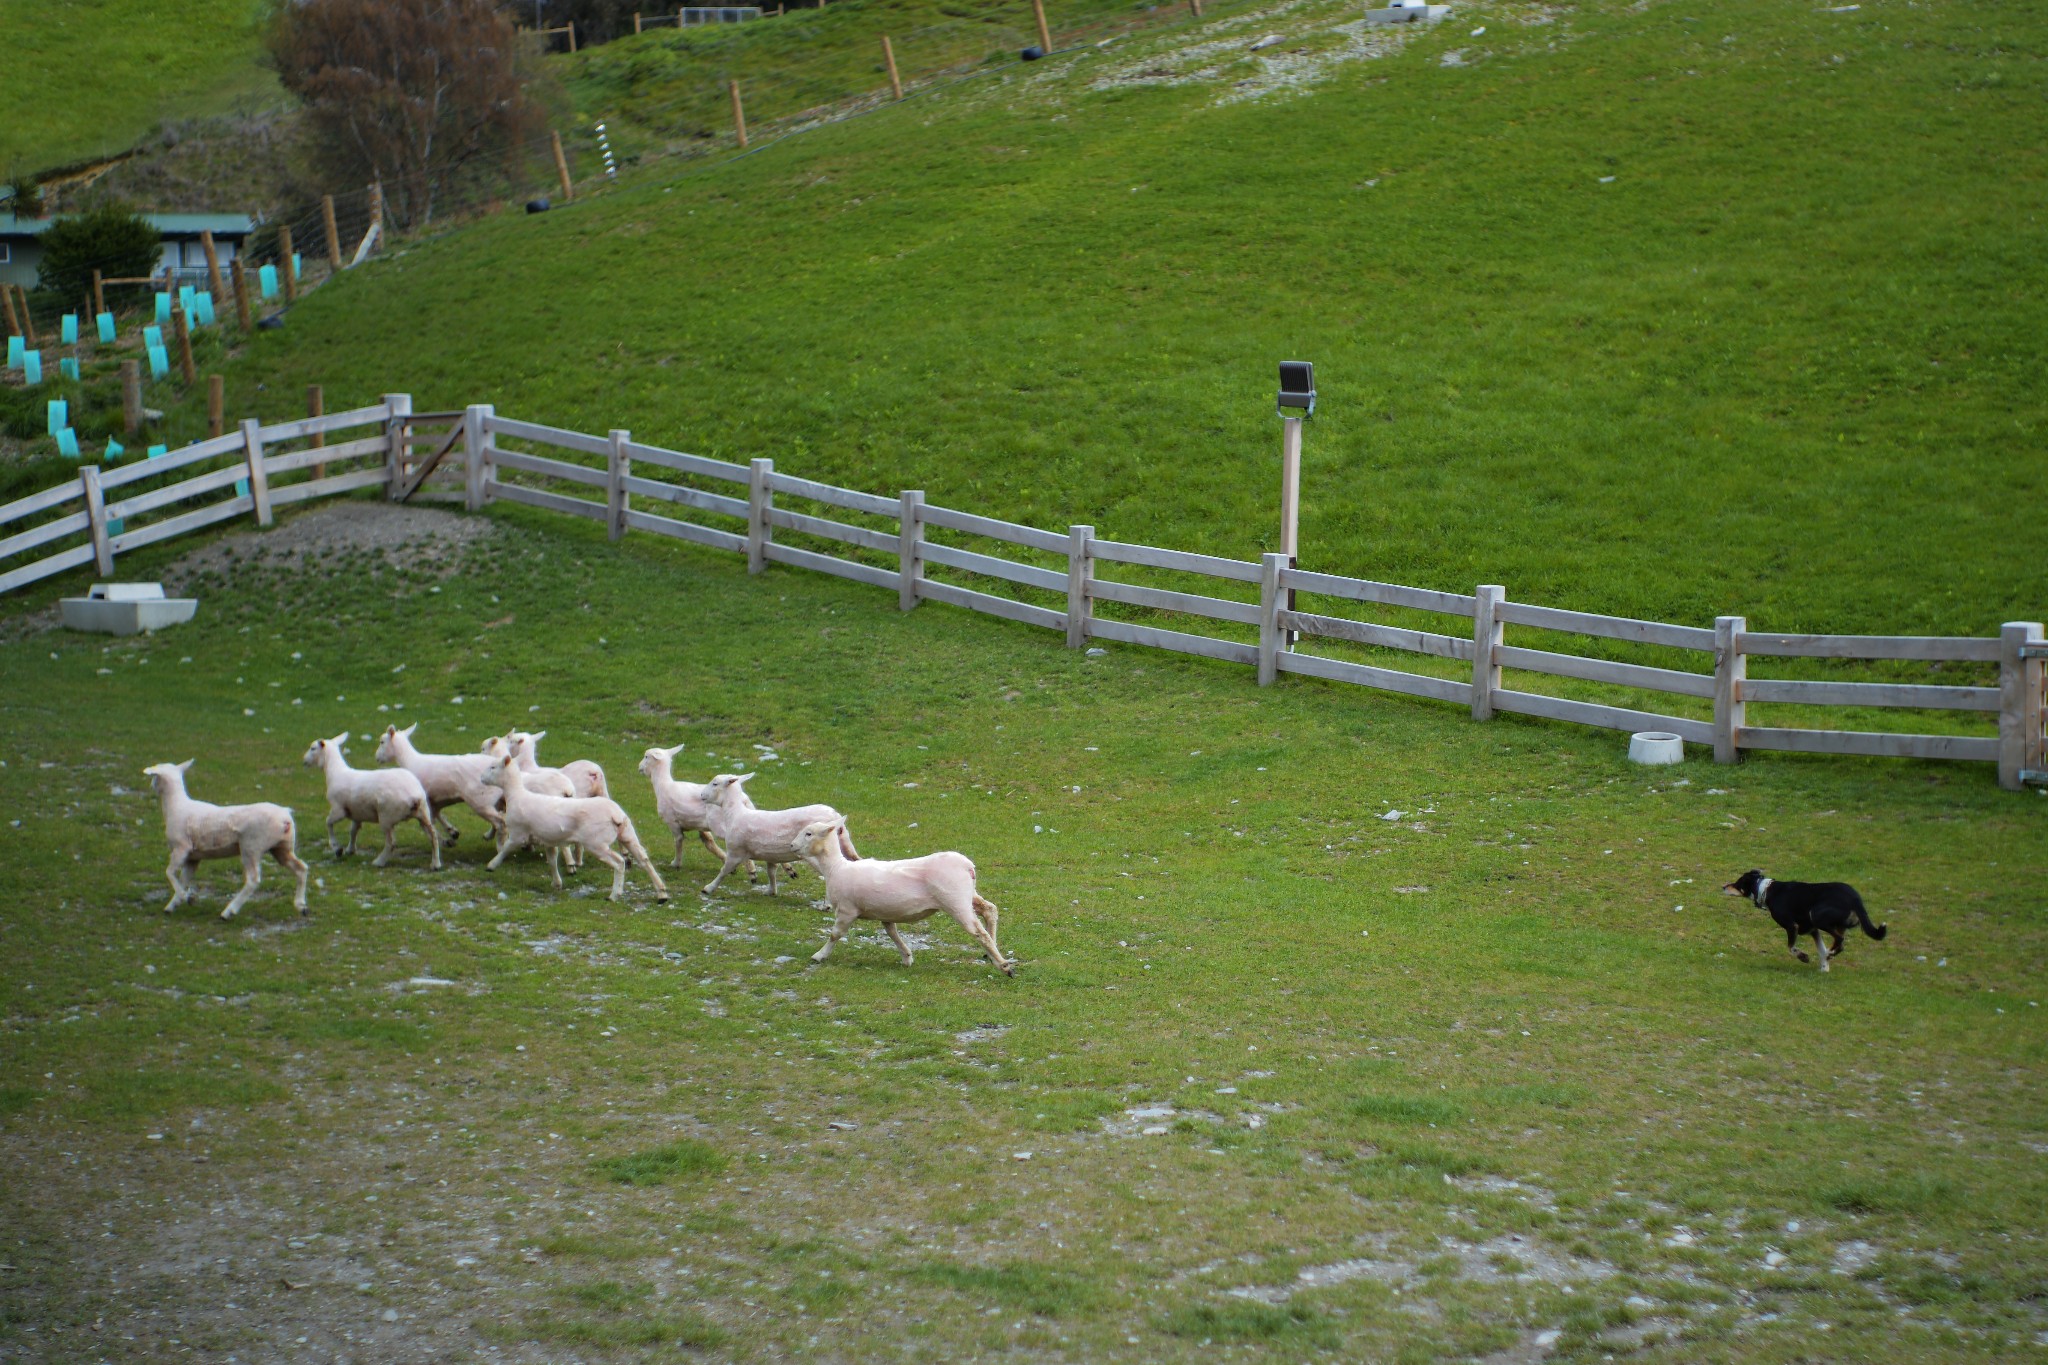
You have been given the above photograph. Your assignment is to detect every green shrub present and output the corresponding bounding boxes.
[36,204,159,303]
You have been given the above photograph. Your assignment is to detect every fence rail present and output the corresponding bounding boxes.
[2,397,2040,789]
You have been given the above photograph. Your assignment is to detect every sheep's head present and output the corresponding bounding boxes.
[794,818,843,860]
[638,743,684,779]
[509,730,545,763]
[704,771,756,807]
[479,750,513,790]
[373,724,406,764]
[142,759,194,795]
[303,732,348,767]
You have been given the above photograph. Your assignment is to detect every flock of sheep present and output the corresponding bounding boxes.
[141,724,1014,976]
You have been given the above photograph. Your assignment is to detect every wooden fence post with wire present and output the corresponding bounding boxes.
[552,131,575,201]
[279,226,298,302]
[171,306,195,385]
[231,258,253,331]
[207,376,224,440]
[322,195,343,270]
[1032,0,1052,52]
[882,35,903,99]
[731,80,749,148]
[200,230,226,306]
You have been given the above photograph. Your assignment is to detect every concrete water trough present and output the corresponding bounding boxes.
[60,583,198,636]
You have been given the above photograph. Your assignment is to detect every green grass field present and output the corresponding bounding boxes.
[0,501,2042,1361]
[0,0,276,176]
[3,0,2046,1358]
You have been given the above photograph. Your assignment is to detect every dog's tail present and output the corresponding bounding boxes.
[1852,894,1887,940]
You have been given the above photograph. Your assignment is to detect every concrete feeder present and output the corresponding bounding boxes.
[60,583,198,636]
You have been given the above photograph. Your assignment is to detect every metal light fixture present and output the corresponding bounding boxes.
[1277,360,1315,418]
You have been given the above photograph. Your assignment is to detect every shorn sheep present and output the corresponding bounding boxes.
[374,723,504,844]
[480,740,669,902]
[700,771,859,897]
[302,733,441,869]
[794,818,1012,976]
[637,743,728,868]
[508,730,607,798]
[145,760,309,919]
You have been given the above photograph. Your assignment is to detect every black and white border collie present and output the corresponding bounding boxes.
[1724,870,1887,972]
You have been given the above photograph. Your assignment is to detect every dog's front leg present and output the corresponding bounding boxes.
[1786,925,1809,964]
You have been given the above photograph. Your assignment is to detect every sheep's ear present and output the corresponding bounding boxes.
[400,723,417,738]
[331,732,349,747]
[734,770,756,783]
[665,743,687,758]
[177,759,195,773]
[531,729,547,742]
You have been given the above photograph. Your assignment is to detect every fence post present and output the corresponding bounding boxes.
[1998,621,2045,791]
[1031,0,1052,52]
[1258,552,1287,686]
[206,375,224,439]
[1471,584,1504,720]
[322,194,343,270]
[231,257,253,331]
[278,226,298,302]
[120,360,142,435]
[1067,524,1096,648]
[464,404,494,510]
[898,489,925,611]
[551,130,575,202]
[747,457,773,573]
[241,419,272,527]
[308,384,325,479]
[80,466,114,578]
[730,80,749,148]
[91,268,105,319]
[383,393,412,499]
[607,429,631,542]
[1713,615,1746,765]
[882,35,904,99]
[171,305,195,384]
[0,284,19,338]
[199,229,226,306]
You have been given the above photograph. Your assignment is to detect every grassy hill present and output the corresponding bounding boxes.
[4,3,2046,1359]
[167,0,2048,642]
[0,0,275,176]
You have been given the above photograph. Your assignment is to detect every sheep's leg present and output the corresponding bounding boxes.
[373,820,400,868]
[273,842,309,915]
[951,895,1013,976]
[973,893,1000,944]
[221,851,262,920]
[325,812,346,857]
[486,831,527,871]
[672,831,687,867]
[418,807,442,871]
[811,904,859,963]
[163,852,190,912]
[765,861,780,897]
[587,844,627,900]
[617,825,670,903]
[697,829,722,860]
[703,845,748,895]
[429,798,463,843]
[345,820,362,857]
[546,845,565,890]
[884,922,915,966]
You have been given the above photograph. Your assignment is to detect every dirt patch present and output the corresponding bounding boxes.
[166,501,501,590]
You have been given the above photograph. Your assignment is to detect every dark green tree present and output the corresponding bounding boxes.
[36,204,159,303]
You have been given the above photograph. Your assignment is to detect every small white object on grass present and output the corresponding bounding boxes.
[1628,731,1684,765]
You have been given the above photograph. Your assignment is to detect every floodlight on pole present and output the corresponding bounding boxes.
[1276,361,1313,561]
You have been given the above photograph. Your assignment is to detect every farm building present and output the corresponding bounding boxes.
[0,211,256,291]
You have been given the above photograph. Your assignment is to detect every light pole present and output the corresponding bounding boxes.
[1276,361,1315,645]
[1276,361,1314,556]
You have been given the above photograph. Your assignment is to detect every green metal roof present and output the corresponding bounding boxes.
[0,212,257,237]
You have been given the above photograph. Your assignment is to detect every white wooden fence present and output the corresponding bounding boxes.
[3,396,2042,790]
